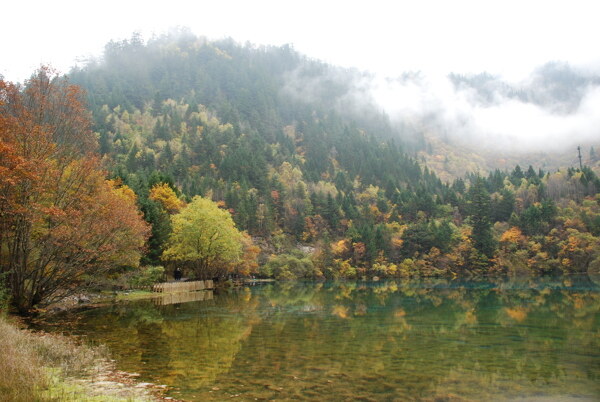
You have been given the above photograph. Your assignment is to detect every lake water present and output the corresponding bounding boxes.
[40,277,600,401]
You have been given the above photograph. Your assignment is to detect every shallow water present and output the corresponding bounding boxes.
[39,277,600,401]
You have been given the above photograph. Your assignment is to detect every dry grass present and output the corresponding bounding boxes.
[0,315,107,401]
[0,317,45,400]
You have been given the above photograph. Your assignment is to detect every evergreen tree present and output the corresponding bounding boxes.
[467,177,495,259]
[492,189,515,222]
[511,165,524,185]
[324,193,341,229]
[126,143,139,172]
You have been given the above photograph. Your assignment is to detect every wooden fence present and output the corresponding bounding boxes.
[152,280,214,293]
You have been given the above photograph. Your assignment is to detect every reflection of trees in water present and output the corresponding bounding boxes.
[47,278,600,400]
[60,290,261,392]
[213,278,600,400]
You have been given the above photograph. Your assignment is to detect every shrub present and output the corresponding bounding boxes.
[261,251,320,280]
[127,266,165,289]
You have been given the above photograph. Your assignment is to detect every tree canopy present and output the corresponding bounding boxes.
[0,68,150,312]
[162,196,244,279]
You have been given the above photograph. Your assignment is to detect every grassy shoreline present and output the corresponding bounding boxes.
[0,284,240,401]
[0,314,166,401]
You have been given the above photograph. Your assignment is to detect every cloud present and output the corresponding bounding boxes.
[277,54,600,156]
[369,63,600,154]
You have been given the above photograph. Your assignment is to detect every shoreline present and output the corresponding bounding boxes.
[47,357,178,401]
[0,314,177,401]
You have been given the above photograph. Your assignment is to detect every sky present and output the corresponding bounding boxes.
[2,0,599,153]
[2,0,599,83]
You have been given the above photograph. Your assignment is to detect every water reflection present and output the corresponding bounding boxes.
[152,289,213,306]
[43,277,600,401]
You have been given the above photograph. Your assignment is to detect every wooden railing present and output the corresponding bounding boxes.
[152,280,214,293]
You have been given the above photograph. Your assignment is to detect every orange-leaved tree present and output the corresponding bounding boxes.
[0,68,150,313]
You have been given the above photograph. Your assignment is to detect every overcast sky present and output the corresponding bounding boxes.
[3,0,599,154]
[2,0,600,83]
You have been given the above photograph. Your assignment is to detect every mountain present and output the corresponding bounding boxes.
[66,30,600,278]
[68,30,444,263]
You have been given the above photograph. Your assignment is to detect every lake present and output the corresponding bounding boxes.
[39,277,600,401]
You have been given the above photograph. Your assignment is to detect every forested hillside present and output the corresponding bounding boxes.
[68,31,600,279]
[418,131,600,183]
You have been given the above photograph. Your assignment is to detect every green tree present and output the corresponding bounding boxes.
[511,165,524,185]
[324,193,341,229]
[139,197,172,265]
[492,189,515,222]
[162,196,243,279]
[468,177,496,259]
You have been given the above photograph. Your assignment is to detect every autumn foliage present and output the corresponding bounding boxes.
[162,196,245,279]
[149,182,185,213]
[0,69,149,312]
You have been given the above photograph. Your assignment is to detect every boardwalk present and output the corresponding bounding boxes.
[152,280,214,293]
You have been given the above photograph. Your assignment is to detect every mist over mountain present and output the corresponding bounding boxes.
[370,62,600,158]
[209,36,600,162]
[68,30,600,185]
[71,30,422,149]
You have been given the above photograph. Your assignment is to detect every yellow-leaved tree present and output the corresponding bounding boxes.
[149,182,185,214]
[162,196,244,279]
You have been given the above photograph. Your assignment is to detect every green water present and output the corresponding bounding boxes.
[41,277,600,401]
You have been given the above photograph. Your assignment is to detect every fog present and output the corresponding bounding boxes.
[368,63,600,154]
[281,58,600,155]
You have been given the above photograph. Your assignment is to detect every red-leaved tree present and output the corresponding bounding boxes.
[0,68,150,313]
